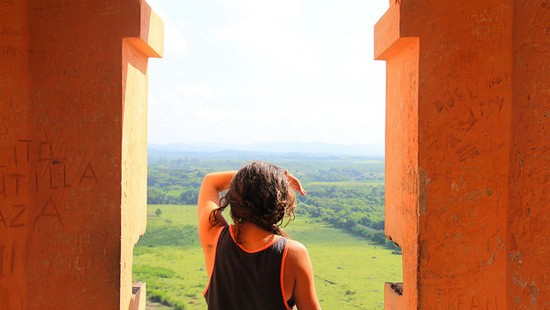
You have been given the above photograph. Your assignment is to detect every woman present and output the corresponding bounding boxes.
[198,161,321,310]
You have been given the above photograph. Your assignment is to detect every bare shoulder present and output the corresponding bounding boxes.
[286,239,307,253]
[285,239,311,267]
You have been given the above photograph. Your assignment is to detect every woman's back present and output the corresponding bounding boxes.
[204,225,294,310]
[197,162,321,310]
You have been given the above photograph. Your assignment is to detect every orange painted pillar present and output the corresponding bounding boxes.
[0,1,162,309]
[376,0,549,309]
[508,2,550,309]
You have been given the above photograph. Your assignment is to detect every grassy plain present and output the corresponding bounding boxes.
[308,180,384,187]
[134,205,402,310]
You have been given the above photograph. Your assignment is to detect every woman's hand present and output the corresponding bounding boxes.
[285,170,307,196]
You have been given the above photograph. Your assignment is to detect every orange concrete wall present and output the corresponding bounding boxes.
[121,3,163,309]
[508,2,550,308]
[376,1,549,309]
[376,3,420,303]
[0,1,162,309]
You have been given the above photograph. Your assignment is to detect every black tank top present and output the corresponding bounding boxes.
[203,225,295,310]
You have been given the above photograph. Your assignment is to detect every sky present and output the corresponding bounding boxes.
[146,0,389,146]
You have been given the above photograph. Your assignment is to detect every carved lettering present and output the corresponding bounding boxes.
[0,26,19,37]
[15,140,33,164]
[9,205,25,228]
[443,90,456,108]
[39,142,52,161]
[0,166,5,198]
[0,139,103,199]
[34,195,63,232]
[435,99,444,113]
[488,96,504,113]
[435,86,479,114]
[0,207,6,228]
[457,143,481,162]
[9,89,48,113]
[0,244,15,279]
[8,174,24,196]
[487,76,503,89]
[80,162,98,185]
[31,0,70,18]
[50,162,70,189]
[468,6,508,42]
[471,296,482,309]
[0,245,5,276]
[467,86,478,99]
[0,45,21,58]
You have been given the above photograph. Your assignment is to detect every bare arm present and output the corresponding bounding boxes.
[286,240,321,310]
[197,171,236,244]
[197,171,236,276]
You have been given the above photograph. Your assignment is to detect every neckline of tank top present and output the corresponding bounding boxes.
[228,225,283,254]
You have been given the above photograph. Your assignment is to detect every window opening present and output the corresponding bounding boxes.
[134,1,402,309]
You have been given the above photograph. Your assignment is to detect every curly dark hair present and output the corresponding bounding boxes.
[210,161,297,240]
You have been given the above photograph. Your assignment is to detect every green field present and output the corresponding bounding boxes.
[134,205,402,310]
[308,180,384,187]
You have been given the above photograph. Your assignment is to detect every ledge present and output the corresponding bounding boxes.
[385,282,404,310]
[130,281,146,310]
[374,4,400,60]
[125,0,164,58]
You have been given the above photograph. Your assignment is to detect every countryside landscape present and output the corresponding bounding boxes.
[134,144,401,310]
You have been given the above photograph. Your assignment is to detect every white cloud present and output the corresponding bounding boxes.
[210,0,313,66]
[148,94,289,144]
[167,82,213,101]
[249,87,273,98]
[147,0,389,145]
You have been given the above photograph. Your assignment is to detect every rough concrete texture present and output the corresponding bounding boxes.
[509,2,550,309]
[376,0,549,309]
[0,1,162,309]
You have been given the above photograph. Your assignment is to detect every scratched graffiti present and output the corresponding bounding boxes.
[0,166,5,199]
[435,85,478,113]
[467,6,509,42]
[0,138,99,232]
[7,88,106,113]
[0,243,15,279]
[30,0,70,18]
[455,293,499,310]
[9,89,49,113]
[486,73,508,89]
[34,195,63,232]
[457,143,481,162]
[0,45,21,58]
[0,136,97,308]
[0,26,20,37]
[6,205,25,228]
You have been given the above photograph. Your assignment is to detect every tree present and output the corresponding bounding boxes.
[371,231,387,244]
[155,208,162,217]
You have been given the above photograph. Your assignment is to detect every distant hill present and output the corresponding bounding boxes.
[148,141,384,157]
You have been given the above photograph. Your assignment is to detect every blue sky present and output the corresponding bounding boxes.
[147,0,389,145]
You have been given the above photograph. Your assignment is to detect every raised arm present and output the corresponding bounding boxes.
[197,171,237,277]
[197,171,236,243]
